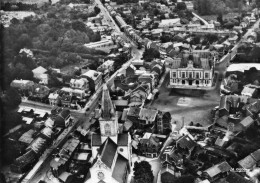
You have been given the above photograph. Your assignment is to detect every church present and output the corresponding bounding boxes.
[85,84,132,183]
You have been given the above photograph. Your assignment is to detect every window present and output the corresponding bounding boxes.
[119,148,124,152]
[205,73,209,79]
[104,123,111,136]
[189,72,192,78]
[172,72,177,78]
[196,73,200,79]
[182,72,185,78]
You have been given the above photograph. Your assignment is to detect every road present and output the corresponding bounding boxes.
[192,12,209,25]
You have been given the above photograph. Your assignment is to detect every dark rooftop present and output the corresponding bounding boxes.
[176,136,196,150]
[226,172,252,183]
[92,134,102,146]
[118,134,128,146]
[100,138,118,168]
[112,154,129,183]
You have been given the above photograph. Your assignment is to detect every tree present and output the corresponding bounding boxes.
[217,13,223,25]
[94,6,101,15]
[12,63,34,81]
[2,87,21,110]
[72,21,87,33]
[176,2,187,10]
[10,18,20,25]
[153,8,160,16]
[142,48,160,62]
[133,161,154,183]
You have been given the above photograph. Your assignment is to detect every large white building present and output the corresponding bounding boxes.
[81,70,103,91]
[86,84,131,183]
[169,50,215,89]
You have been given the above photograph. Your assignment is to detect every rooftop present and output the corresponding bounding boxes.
[112,154,129,183]
[100,138,118,168]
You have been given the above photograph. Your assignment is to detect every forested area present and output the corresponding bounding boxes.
[193,0,259,15]
[1,2,106,89]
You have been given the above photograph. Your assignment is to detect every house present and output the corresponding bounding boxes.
[225,172,252,183]
[202,161,232,182]
[138,133,161,158]
[241,84,259,98]
[151,29,164,39]
[81,70,102,92]
[128,83,150,107]
[61,87,87,100]
[158,18,181,28]
[151,64,163,81]
[159,42,173,55]
[176,135,196,158]
[97,60,115,78]
[40,127,54,139]
[84,38,114,49]
[238,149,260,170]
[10,80,34,90]
[185,1,194,10]
[54,108,71,128]
[138,73,156,90]
[240,116,254,130]
[126,106,141,128]
[10,150,38,174]
[139,107,158,126]
[19,48,33,58]
[50,138,80,177]
[169,50,214,89]
[112,99,129,112]
[219,95,231,117]
[18,129,35,145]
[32,66,48,84]
[157,111,171,134]
[39,73,48,85]
[126,64,136,77]
[48,93,60,106]
[70,78,89,91]
[31,84,50,101]
[160,162,176,183]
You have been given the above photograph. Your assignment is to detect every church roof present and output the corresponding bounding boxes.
[118,134,128,146]
[100,138,118,168]
[101,84,115,120]
[112,153,129,183]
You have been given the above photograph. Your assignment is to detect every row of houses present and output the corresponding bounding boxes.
[9,107,72,174]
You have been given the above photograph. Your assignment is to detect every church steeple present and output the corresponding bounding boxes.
[99,84,118,144]
[101,84,115,120]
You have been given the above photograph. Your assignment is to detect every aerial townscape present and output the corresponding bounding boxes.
[1,0,260,183]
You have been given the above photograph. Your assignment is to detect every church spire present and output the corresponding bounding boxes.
[101,84,115,120]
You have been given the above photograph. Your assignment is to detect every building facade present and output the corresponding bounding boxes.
[169,50,215,89]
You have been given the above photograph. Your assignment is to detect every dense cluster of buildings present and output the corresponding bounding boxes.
[4,107,72,174]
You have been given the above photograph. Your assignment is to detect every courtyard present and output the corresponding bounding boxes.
[150,74,222,127]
